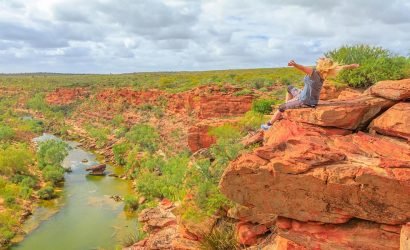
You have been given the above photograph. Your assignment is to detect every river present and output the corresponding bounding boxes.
[12,134,137,250]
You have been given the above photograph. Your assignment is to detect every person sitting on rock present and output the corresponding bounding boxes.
[261,58,359,130]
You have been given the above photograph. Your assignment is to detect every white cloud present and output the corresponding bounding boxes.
[0,0,409,73]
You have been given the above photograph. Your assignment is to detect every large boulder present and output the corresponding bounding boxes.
[367,78,410,101]
[283,95,395,130]
[370,102,410,141]
[219,129,410,225]
[277,217,401,250]
[263,119,351,146]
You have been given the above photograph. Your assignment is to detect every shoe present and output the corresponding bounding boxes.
[261,123,271,131]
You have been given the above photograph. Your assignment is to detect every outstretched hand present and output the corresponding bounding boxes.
[288,60,297,67]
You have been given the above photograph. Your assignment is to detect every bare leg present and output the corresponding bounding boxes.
[285,92,294,102]
[268,110,282,124]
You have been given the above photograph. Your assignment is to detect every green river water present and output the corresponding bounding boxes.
[12,134,137,250]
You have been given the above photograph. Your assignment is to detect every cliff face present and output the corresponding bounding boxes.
[46,85,255,153]
[220,79,410,249]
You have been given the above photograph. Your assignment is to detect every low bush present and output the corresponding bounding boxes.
[11,175,37,188]
[325,44,410,88]
[252,98,276,114]
[42,165,65,185]
[233,89,253,96]
[38,185,54,200]
[26,93,48,112]
[123,195,139,211]
[85,126,110,148]
[239,111,266,131]
[19,186,33,199]
[0,125,15,141]
[125,124,159,153]
[0,144,33,175]
[37,140,68,169]
[113,143,130,166]
[135,154,189,201]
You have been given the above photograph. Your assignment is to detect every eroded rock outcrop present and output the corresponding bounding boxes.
[127,200,200,250]
[370,102,410,141]
[283,95,395,130]
[277,217,401,250]
[367,78,410,101]
[220,131,410,225]
[187,124,217,152]
[220,79,410,249]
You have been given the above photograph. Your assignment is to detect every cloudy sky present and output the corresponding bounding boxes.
[0,0,409,73]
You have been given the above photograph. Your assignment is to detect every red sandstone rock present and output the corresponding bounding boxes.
[283,95,395,130]
[228,205,277,225]
[219,127,410,225]
[263,119,351,146]
[367,78,410,101]
[319,82,345,100]
[138,207,176,233]
[236,221,269,245]
[337,88,362,100]
[171,237,201,250]
[179,215,217,241]
[187,124,217,152]
[277,217,401,250]
[241,130,264,147]
[370,102,410,140]
[46,88,88,105]
[401,223,410,250]
[197,93,253,119]
[95,85,254,119]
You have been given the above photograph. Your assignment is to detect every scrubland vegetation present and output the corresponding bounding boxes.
[0,96,68,247]
[0,44,409,248]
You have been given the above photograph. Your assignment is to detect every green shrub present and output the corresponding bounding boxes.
[20,119,44,133]
[38,185,54,200]
[111,114,124,127]
[0,144,33,175]
[325,44,409,88]
[85,126,109,148]
[0,228,15,246]
[21,176,37,188]
[11,175,37,188]
[113,143,130,166]
[135,154,189,201]
[239,111,266,131]
[26,93,48,111]
[37,140,68,169]
[0,125,15,141]
[42,165,65,185]
[123,195,139,211]
[4,196,16,206]
[125,124,159,153]
[233,89,253,96]
[252,98,276,114]
[20,186,33,199]
[114,126,128,138]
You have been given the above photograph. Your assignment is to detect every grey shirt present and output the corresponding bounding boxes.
[299,69,324,106]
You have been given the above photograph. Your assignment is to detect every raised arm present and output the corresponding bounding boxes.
[288,60,313,75]
[339,64,360,70]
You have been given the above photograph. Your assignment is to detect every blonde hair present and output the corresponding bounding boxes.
[316,57,339,80]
